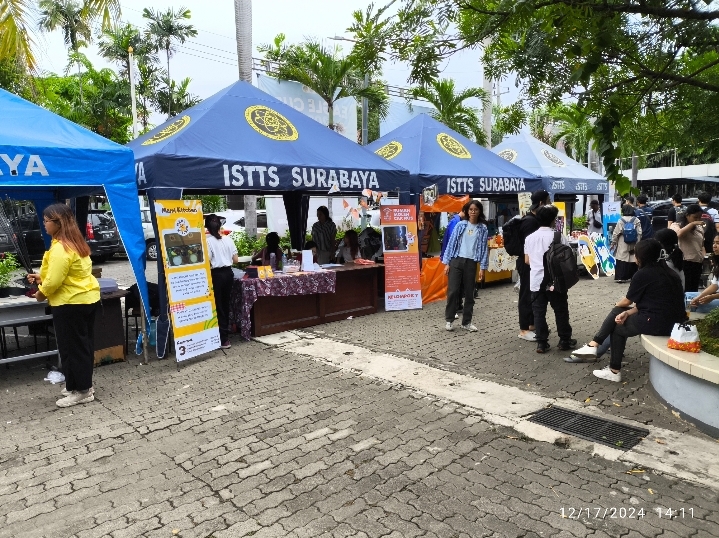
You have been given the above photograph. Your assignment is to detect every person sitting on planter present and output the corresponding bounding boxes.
[687,234,719,313]
[571,239,685,382]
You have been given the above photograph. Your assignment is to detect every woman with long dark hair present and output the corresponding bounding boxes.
[252,231,283,268]
[311,206,337,264]
[654,227,685,290]
[670,203,705,292]
[27,203,100,408]
[571,239,685,382]
[686,234,719,313]
[338,229,360,262]
[205,214,239,349]
[441,200,489,332]
[611,204,642,283]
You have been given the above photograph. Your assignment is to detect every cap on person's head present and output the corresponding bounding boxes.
[637,194,648,205]
[672,193,682,203]
[530,190,550,210]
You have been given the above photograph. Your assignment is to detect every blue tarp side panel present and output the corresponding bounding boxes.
[0,88,151,320]
[492,132,610,195]
[366,114,539,196]
[129,81,412,196]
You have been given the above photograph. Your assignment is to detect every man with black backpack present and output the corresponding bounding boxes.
[503,190,551,341]
[524,205,577,353]
[697,192,718,254]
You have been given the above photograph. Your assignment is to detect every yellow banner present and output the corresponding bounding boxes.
[155,200,220,361]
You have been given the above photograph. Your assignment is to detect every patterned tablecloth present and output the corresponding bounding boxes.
[230,271,337,340]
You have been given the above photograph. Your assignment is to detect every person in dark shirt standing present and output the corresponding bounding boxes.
[635,195,654,239]
[516,190,551,341]
[667,194,683,227]
[570,239,685,382]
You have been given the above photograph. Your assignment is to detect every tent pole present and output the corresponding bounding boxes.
[140,312,149,365]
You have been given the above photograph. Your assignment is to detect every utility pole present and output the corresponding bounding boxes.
[129,47,138,139]
[235,0,257,238]
[481,38,492,148]
[631,153,638,190]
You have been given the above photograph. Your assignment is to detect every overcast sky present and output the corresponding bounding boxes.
[33,0,519,116]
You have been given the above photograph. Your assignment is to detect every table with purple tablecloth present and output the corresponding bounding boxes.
[230,271,337,340]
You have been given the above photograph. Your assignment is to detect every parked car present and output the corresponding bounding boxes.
[203,210,268,235]
[141,208,158,260]
[0,209,44,262]
[647,198,719,231]
[86,210,121,261]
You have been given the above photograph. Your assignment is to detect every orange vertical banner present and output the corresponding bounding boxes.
[381,205,422,310]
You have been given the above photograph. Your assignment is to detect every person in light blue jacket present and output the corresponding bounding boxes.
[442,200,489,332]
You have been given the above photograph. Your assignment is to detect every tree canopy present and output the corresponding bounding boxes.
[388,0,719,193]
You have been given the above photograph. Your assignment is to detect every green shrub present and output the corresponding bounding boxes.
[573,215,588,230]
[697,308,719,357]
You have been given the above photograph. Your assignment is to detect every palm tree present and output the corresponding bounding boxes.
[272,40,388,131]
[0,0,119,71]
[135,60,160,132]
[409,79,488,145]
[37,0,92,51]
[142,6,197,118]
[97,23,155,81]
[549,103,594,164]
[153,75,200,117]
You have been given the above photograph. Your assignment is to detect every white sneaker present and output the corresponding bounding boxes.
[593,366,622,382]
[56,390,95,408]
[461,324,478,332]
[518,331,537,341]
[574,344,598,356]
[445,322,454,331]
[61,386,94,397]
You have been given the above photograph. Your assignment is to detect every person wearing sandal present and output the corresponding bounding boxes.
[571,239,685,382]
[442,200,489,332]
[524,205,576,353]
[28,203,100,408]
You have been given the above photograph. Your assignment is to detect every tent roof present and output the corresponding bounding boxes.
[366,114,540,196]
[492,132,609,195]
[129,81,410,196]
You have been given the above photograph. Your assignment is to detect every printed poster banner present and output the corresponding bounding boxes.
[155,200,220,362]
[518,192,532,216]
[381,205,422,311]
[257,73,357,141]
[603,201,622,239]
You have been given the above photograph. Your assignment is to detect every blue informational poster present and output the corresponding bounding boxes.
[603,202,622,239]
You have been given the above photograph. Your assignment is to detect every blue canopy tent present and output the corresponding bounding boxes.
[128,80,411,355]
[0,89,151,321]
[492,132,609,195]
[366,114,541,196]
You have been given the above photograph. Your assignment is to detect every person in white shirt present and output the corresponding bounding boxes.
[586,199,603,235]
[205,214,239,349]
[524,205,576,353]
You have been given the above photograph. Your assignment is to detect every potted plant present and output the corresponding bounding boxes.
[0,252,20,297]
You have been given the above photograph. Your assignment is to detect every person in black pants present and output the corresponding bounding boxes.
[205,215,239,349]
[517,190,551,341]
[441,201,489,332]
[571,239,685,382]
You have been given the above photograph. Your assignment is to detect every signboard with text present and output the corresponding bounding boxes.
[381,205,422,311]
[155,200,220,362]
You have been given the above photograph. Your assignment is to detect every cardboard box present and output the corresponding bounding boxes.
[94,344,124,366]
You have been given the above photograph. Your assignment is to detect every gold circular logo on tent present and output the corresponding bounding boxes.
[542,148,566,166]
[497,149,517,163]
[141,115,190,145]
[375,141,403,160]
[437,133,471,159]
[245,105,298,141]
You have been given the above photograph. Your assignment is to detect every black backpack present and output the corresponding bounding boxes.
[543,232,579,293]
[502,215,525,256]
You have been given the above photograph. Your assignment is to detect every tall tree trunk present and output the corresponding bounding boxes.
[328,102,334,130]
[235,0,256,237]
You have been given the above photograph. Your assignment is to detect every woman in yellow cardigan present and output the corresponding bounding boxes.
[28,203,100,408]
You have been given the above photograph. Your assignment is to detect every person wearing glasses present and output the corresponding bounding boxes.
[442,200,489,332]
[27,204,100,408]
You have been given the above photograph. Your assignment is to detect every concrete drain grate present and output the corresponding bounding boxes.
[528,406,649,450]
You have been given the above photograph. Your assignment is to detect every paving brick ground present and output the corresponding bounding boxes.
[1,334,718,537]
[301,272,716,440]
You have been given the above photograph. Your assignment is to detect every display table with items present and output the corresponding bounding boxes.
[0,295,56,365]
[482,235,515,285]
[230,264,380,340]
